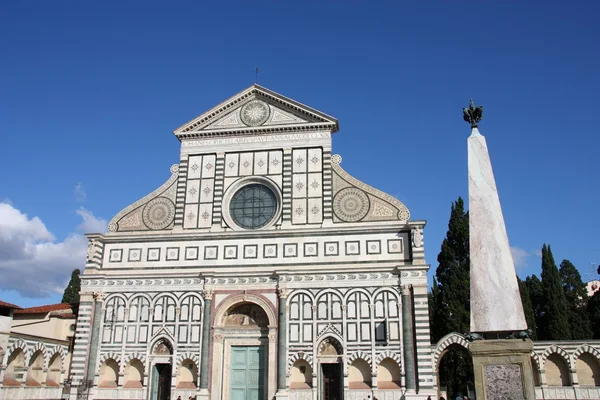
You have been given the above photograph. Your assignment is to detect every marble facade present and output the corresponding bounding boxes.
[65,85,432,400]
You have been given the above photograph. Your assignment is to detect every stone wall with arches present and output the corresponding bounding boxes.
[432,333,600,400]
[0,335,69,399]
[89,290,204,399]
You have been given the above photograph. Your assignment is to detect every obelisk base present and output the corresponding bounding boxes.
[470,339,535,400]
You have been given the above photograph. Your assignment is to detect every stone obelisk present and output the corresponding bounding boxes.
[463,100,535,400]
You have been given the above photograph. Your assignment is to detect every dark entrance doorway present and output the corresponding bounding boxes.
[151,363,172,400]
[321,364,342,400]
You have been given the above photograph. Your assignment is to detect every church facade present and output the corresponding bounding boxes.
[69,85,432,400]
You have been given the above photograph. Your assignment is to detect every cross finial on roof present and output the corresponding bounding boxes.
[255,67,259,84]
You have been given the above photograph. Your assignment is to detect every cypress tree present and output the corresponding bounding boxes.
[525,274,545,338]
[62,268,81,314]
[559,259,592,339]
[434,197,470,339]
[588,291,600,339]
[517,276,537,340]
[429,277,443,342]
[540,244,570,340]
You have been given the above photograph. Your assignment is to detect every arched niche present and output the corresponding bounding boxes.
[46,353,63,386]
[124,359,144,388]
[99,358,119,388]
[223,303,269,328]
[176,358,198,389]
[213,294,277,328]
[546,353,571,386]
[26,350,44,386]
[290,359,313,389]
[349,358,372,389]
[378,358,402,389]
[318,337,343,356]
[4,348,25,386]
[152,339,173,356]
[576,353,600,386]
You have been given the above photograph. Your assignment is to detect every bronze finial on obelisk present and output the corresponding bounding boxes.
[463,99,483,128]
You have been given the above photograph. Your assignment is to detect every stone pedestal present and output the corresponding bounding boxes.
[470,339,535,400]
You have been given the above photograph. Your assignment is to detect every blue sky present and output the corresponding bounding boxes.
[1,1,598,307]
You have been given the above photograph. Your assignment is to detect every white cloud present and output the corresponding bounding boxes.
[74,182,86,203]
[511,246,532,271]
[0,202,105,298]
[76,207,107,234]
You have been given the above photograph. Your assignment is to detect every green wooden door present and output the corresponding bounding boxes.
[230,346,264,400]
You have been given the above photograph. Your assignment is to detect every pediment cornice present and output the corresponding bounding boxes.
[173,84,339,140]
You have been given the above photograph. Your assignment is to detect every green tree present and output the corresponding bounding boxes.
[429,277,443,342]
[517,276,537,340]
[62,268,81,314]
[588,291,600,339]
[434,197,470,341]
[559,259,592,339]
[525,274,545,337]
[430,198,473,396]
[540,244,570,340]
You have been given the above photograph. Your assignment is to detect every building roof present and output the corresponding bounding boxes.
[0,300,22,309]
[14,303,72,314]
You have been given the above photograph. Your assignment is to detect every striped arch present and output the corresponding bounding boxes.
[433,332,470,368]
[573,344,600,362]
[375,351,403,371]
[97,352,122,373]
[175,352,200,374]
[7,339,29,364]
[347,351,373,369]
[542,345,572,370]
[48,346,67,370]
[29,342,49,368]
[531,351,543,371]
[121,352,148,373]
[288,352,314,372]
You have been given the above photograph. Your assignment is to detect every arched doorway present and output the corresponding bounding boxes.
[437,344,474,399]
[149,338,173,400]
[211,295,277,400]
[317,337,343,400]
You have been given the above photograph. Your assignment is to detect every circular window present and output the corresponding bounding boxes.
[229,184,278,229]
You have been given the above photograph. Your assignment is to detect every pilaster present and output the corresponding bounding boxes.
[198,287,213,400]
[401,284,416,392]
[212,152,226,229]
[276,286,289,399]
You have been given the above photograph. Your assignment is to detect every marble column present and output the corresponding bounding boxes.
[277,287,288,391]
[199,288,213,390]
[401,285,416,391]
[468,127,527,333]
[85,292,104,384]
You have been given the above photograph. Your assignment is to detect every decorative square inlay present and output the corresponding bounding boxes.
[483,364,524,400]
[345,241,360,255]
[304,243,318,257]
[244,245,258,259]
[324,242,339,256]
[366,240,381,255]
[283,243,297,258]
[264,244,277,258]
[387,239,403,254]
[109,249,122,262]
[185,246,199,261]
[204,246,218,260]
[224,245,238,259]
[128,248,142,262]
[147,248,161,261]
[166,247,180,261]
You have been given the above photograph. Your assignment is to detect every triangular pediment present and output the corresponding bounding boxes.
[173,84,339,139]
